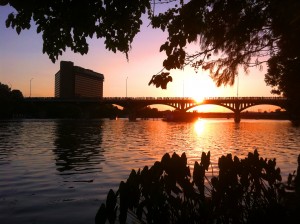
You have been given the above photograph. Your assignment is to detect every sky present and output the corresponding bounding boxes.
[0,5,279,112]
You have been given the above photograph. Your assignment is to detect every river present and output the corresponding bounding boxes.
[0,119,299,224]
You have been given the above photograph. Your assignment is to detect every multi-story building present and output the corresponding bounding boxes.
[55,61,104,98]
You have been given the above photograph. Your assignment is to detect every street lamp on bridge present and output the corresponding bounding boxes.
[30,78,34,97]
[126,76,128,97]
[236,75,239,98]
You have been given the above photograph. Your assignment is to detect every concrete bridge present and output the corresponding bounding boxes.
[25,97,288,122]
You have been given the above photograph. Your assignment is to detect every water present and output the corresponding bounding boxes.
[0,119,300,224]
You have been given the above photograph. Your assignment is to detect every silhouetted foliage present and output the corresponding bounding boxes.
[0,82,23,100]
[96,150,300,223]
[148,72,172,89]
[0,82,24,118]
[1,0,151,62]
[0,82,11,100]
[10,89,23,101]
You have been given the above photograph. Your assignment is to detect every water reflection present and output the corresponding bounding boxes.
[0,119,299,224]
[0,120,25,162]
[53,120,104,174]
[194,119,205,136]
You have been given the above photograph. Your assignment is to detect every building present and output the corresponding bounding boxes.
[55,61,104,98]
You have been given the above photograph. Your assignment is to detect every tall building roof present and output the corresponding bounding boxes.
[74,65,104,80]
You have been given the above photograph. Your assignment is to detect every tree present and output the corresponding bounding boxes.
[0,82,24,118]
[0,82,23,101]
[0,82,11,101]
[10,89,23,100]
[1,0,300,118]
[0,0,151,62]
[149,0,300,95]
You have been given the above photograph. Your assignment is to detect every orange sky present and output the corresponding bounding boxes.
[0,6,280,112]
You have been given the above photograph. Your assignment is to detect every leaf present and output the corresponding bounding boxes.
[5,18,11,28]
[95,204,107,224]
[106,189,117,223]
[159,42,169,52]
[37,26,42,34]
[5,13,14,28]
[148,72,172,89]
[16,26,21,34]
[201,151,210,171]
[161,153,171,169]
[119,181,128,224]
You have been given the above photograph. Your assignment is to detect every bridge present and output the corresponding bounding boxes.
[25,97,288,122]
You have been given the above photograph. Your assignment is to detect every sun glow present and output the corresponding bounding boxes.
[176,71,228,112]
[194,119,206,136]
[193,95,205,103]
[183,74,220,104]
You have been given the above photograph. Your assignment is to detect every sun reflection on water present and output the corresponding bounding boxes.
[194,119,206,136]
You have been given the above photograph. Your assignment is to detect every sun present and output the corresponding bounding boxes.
[193,95,205,103]
[188,81,218,103]
[173,69,223,109]
[180,73,222,111]
[182,73,219,99]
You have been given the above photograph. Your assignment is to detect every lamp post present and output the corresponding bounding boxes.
[30,78,34,97]
[236,75,239,98]
[183,79,184,98]
[126,76,128,97]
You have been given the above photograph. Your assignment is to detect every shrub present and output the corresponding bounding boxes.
[95,150,300,224]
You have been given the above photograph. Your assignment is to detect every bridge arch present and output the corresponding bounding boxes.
[239,102,287,112]
[185,102,235,113]
[185,100,287,113]
[103,101,186,112]
[143,103,178,111]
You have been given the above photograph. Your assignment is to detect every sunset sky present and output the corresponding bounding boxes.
[0,5,279,112]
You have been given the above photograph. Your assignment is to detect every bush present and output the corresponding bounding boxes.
[95,150,300,224]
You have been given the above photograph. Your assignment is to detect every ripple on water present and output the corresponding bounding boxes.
[0,119,299,223]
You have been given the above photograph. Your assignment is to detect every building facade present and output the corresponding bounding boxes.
[55,61,104,98]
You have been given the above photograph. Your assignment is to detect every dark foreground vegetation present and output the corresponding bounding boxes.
[96,150,300,224]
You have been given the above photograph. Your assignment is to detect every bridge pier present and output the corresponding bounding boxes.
[126,107,137,121]
[234,111,241,123]
[128,113,137,121]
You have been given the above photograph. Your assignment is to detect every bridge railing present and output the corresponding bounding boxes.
[24,96,287,102]
[102,97,287,101]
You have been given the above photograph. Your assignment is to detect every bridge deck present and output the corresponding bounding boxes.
[23,96,288,122]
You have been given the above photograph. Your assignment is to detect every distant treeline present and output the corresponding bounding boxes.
[0,102,161,119]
